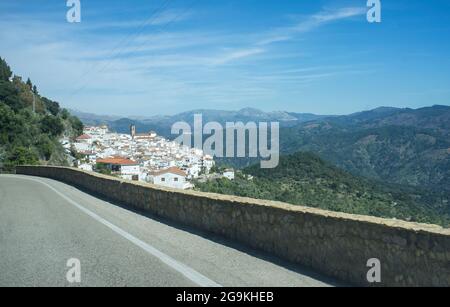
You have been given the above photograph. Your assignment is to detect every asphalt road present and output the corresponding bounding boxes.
[0,174,338,287]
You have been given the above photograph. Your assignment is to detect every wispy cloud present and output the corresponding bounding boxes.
[312,7,367,23]
[258,6,366,46]
[210,48,266,65]
[208,7,366,67]
[86,9,194,30]
[149,9,194,26]
[257,36,292,46]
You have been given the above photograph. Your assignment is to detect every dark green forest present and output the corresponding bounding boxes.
[279,116,450,193]
[0,57,83,170]
[196,152,450,227]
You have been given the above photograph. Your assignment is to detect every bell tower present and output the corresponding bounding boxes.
[130,124,136,140]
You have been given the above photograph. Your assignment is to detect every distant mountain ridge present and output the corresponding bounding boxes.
[72,107,332,137]
[328,105,450,136]
[72,107,329,129]
[280,105,450,192]
[211,105,449,194]
[68,109,122,124]
[74,105,450,133]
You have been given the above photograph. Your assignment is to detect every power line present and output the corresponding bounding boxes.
[66,0,173,99]
[66,0,200,105]
[72,0,172,82]
[98,0,200,78]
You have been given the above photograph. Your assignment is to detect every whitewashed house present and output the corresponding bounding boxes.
[187,164,201,179]
[96,157,140,181]
[98,147,116,158]
[149,167,191,190]
[223,169,235,180]
[73,142,91,153]
[76,134,93,145]
[202,155,215,173]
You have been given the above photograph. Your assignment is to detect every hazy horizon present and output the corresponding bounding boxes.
[69,104,448,120]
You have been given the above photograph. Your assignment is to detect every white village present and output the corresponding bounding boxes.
[60,125,235,190]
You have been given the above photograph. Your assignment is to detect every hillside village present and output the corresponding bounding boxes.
[62,125,233,190]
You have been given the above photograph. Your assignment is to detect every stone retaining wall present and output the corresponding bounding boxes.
[16,166,450,286]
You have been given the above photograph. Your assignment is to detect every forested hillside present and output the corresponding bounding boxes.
[196,152,450,227]
[212,106,450,193]
[0,57,83,170]
[280,107,450,192]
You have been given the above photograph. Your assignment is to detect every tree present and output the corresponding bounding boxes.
[4,146,39,169]
[0,102,23,144]
[0,80,23,111]
[95,163,112,175]
[26,78,32,90]
[69,116,84,137]
[36,135,55,160]
[42,97,60,116]
[61,108,70,120]
[210,165,219,174]
[0,57,12,81]
[40,115,64,137]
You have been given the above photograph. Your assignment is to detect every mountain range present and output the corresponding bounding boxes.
[280,105,450,192]
[70,107,330,134]
[73,105,450,194]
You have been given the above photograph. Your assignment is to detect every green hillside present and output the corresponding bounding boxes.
[0,57,83,171]
[215,105,450,193]
[196,152,450,227]
[281,112,450,192]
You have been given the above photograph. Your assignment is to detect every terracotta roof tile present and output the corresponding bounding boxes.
[97,157,138,166]
[76,134,92,140]
[150,167,186,177]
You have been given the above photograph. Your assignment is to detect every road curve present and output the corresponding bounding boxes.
[0,175,338,287]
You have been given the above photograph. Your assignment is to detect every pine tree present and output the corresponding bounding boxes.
[26,78,32,90]
[0,57,12,81]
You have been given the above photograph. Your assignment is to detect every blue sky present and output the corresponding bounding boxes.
[0,0,449,116]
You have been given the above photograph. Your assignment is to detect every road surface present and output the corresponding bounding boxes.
[0,174,338,287]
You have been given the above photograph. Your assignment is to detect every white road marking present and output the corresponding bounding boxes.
[6,175,222,287]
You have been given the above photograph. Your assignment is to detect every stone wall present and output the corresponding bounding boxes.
[16,166,450,287]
